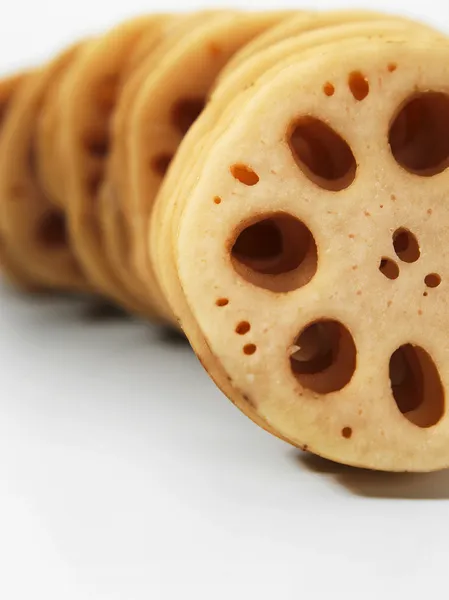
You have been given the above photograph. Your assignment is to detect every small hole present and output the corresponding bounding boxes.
[152,153,173,177]
[171,97,205,135]
[389,92,449,176]
[348,71,369,101]
[231,213,317,293]
[230,164,259,186]
[379,257,399,280]
[393,228,420,263]
[388,63,397,73]
[288,117,356,191]
[290,320,356,394]
[37,210,67,248]
[84,132,109,158]
[243,344,257,355]
[236,321,251,335]
[341,427,352,439]
[423,291,428,297]
[216,298,229,307]
[323,82,335,97]
[214,196,222,205]
[425,273,441,288]
[389,344,444,428]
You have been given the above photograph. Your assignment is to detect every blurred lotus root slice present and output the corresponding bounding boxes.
[0,73,43,291]
[175,36,449,472]
[0,46,92,293]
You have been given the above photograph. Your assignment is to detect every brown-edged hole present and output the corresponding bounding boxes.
[216,298,229,307]
[37,210,67,248]
[231,213,317,293]
[425,273,441,288]
[341,427,352,439]
[393,228,420,263]
[230,164,259,186]
[389,344,444,427]
[152,153,173,177]
[243,344,257,355]
[389,92,449,176]
[323,82,335,97]
[288,117,356,191]
[379,257,399,280]
[84,131,109,158]
[348,71,369,101]
[236,321,251,335]
[290,320,356,394]
[172,97,205,135]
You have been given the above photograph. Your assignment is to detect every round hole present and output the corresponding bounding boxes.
[84,132,109,158]
[37,210,67,248]
[379,257,399,280]
[425,273,441,288]
[389,92,449,176]
[243,343,257,355]
[152,153,173,177]
[341,427,352,439]
[393,228,420,263]
[388,63,397,73]
[389,344,444,428]
[216,298,229,307]
[288,117,356,191]
[236,321,251,335]
[323,82,335,97]
[290,320,356,394]
[348,71,369,101]
[231,213,318,293]
[214,196,222,205]
[230,164,259,186]
[171,97,205,135]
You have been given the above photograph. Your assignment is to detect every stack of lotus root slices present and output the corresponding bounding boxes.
[2,9,449,472]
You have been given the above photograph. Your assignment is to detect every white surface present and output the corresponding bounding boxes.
[2,1,449,598]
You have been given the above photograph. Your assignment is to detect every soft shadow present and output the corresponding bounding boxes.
[81,301,131,323]
[296,451,449,499]
[156,325,188,346]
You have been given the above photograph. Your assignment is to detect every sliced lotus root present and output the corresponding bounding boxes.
[0,73,44,291]
[150,16,436,328]
[171,36,449,472]
[110,10,291,323]
[97,11,229,322]
[59,15,181,315]
[217,9,409,83]
[0,46,92,293]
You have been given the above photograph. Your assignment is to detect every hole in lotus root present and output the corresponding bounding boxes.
[152,153,173,177]
[230,164,259,186]
[231,213,317,293]
[288,117,356,191]
[172,97,205,135]
[323,82,335,97]
[389,92,449,176]
[290,320,356,394]
[84,131,109,158]
[37,210,67,248]
[348,71,369,101]
[425,273,441,288]
[236,321,251,335]
[379,257,399,280]
[216,298,229,307]
[341,427,352,439]
[243,343,257,355]
[389,344,444,428]
[393,228,420,263]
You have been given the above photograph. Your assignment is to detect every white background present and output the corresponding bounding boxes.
[1,1,449,599]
